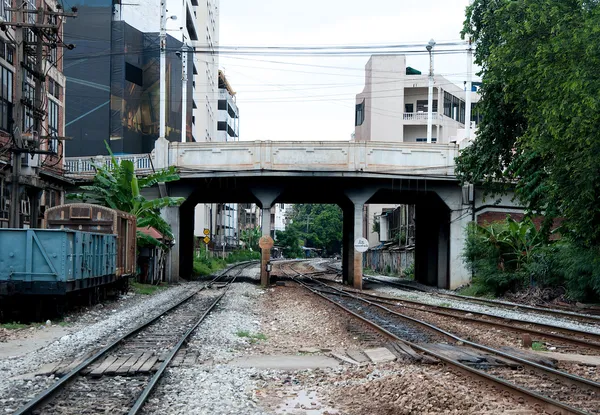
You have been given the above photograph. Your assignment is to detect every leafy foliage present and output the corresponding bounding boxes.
[464,218,600,301]
[457,0,600,245]
[464,218,544,295]
[68,143,184,248]
[240,227,261,251]
[275,204,343,257]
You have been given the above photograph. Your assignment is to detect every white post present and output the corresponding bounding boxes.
[465,38,473,141]
[159,1,167,140]
[181,43,188,143]
[426,39,436,144]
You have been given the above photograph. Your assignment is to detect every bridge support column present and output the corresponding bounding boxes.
[251,188,282,287]
[163,206,180,283]
[343,189,377,289]
[179,203,195,279]
[414,203,449,288]
[449,206,472,289]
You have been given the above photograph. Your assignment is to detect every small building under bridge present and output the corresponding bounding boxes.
[64,139,524,290]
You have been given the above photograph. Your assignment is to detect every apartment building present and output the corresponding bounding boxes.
[0,0,68,229]
[354,54,480,248]
[273,203,291,236]
[217,70,239,142]
[354,54,479,144]
[64,0,219,156]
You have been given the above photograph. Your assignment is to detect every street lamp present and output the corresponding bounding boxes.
[426,38,436,144]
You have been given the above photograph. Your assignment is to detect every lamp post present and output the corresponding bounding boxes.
[426,38,436,144]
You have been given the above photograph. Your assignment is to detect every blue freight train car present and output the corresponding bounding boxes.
[0,229,117,296]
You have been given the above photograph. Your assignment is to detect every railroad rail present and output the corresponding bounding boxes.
[278,261,600,415]
[293,261,600,352]
[363,275,600,325]
[12,262,255,415]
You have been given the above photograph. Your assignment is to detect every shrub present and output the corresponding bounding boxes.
[464,218,600,302]
[403,263,415,280]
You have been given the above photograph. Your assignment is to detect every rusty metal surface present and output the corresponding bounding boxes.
[45,203,137,277]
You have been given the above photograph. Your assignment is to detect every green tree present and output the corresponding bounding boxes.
[457,0,600,246]
[275,228,304,259]
[68,143,184,248]
[282,204,343,256]
[240,227,261,251]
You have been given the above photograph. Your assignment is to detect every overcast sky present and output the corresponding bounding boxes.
[217,0,477,141]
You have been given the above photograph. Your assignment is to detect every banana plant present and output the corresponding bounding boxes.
[68,142,184,248]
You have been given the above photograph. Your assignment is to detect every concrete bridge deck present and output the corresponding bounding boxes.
[64,139,511,290]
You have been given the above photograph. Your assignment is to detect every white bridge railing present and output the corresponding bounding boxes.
[65,154,154,176]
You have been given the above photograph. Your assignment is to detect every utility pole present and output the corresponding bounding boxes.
[465,37,473,141]
[181,42,188,143]
[6,2,77,228]
[426,39,436,144]
[159,0,167,140]
[8,4,24,228]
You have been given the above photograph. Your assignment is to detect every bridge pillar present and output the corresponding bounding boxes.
[251,188,282,286]
[449,206,472,289]
[344,189,377,289]
[179,203,195,279]
[163,206,180,283]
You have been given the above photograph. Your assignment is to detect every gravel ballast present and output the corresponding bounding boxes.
[0,283,201,412]
[142,282,268,415]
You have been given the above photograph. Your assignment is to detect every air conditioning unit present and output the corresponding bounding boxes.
[21,153,40,168]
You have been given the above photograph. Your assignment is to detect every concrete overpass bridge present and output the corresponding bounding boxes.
[66,138,500,290]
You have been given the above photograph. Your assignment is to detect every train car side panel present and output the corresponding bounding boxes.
[0,229,118,296]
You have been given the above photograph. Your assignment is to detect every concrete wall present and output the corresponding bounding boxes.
[168,141,458,177]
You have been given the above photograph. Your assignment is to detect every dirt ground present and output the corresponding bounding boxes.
[249,282,536,415]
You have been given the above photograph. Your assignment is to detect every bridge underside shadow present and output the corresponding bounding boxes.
[164,174,470,289]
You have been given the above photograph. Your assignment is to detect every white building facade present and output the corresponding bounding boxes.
[354,55,479,144]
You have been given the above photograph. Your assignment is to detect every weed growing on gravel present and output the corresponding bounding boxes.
[131,282,165,295]
[1,322,30,330]
[236,330,267,343]
[531,341,547,351]
[439,302,452,308]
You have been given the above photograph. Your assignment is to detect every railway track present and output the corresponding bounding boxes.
[12,262,255,415]
[279,261,600,415]
[363,275,600,325]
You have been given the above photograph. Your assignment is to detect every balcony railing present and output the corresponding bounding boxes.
[403,112,441,121]
[64,154,154,176]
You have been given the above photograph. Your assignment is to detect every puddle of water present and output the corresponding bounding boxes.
[275,390,339,414]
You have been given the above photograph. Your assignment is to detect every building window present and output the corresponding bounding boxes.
[23,82,34,133]
[48,78,62,99]
[416,138,437,143]
[355,100,365,126]
[405,103,413,113]
[2,0,10,22]
[48,100,59,153]
[443,92,452,118]
[416,100,438,113]
[6,45,14,65]
[0,65,13,132]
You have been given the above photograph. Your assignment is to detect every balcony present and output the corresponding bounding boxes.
[403,112,441,122]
